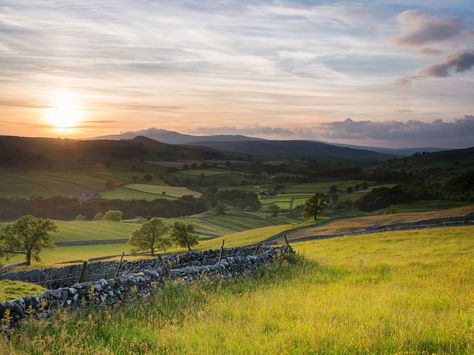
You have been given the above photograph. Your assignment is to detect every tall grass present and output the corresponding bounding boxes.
[1,226,473,354]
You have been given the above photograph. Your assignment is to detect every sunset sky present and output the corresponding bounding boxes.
[0,0,473,148]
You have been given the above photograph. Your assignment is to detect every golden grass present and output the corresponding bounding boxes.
[287,204,474,239]
[1,226,472,354]
[0,280,44,302]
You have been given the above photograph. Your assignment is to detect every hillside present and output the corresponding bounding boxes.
[0,135,222,168]
[190,140,393,161]
[2,225,472,353]
[375,146,474,173]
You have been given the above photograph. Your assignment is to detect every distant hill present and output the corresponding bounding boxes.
[0,135,221,168]
[96,128,261,145]
[189,140,393,161]
[327,143,445,156]
[95,128,397,161]
[375,146,474,173]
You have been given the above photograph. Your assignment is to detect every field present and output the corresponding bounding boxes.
[2,226,472,353]
[286,204,474,240]
[0,164,164,199]
[0,280,44,302]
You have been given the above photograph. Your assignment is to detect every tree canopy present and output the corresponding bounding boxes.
[129,218,171,256]
[303,193,329,221]
[170,222,199,251]
[0,215,57,265]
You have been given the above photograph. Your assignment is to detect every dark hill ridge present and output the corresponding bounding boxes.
[376,146,474,171]
[0,135,221,167]
[96,128,262,144]
[189,140,393,161]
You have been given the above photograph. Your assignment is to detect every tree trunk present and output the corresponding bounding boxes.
[187,243,191,252]
[314,209,317,221]
[150,246,155,256]
[26,252,31,266]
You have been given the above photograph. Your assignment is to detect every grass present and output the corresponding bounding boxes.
[124,184,201,198]
[287,204,474,240]
[0,280,44,302]
[1,226,472,353]
[0,164,164,199]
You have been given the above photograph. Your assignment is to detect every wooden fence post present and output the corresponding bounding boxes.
[284,235,291,248]
[78,260,88,283]
[114,252,125,277]
[218,240,225,262]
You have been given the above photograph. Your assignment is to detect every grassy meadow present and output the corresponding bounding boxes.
[1,225,472,354]
[0,280,44,302]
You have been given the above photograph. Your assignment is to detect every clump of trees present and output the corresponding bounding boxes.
[0,196,208,220]
[0,215,57,265]
[205,190,261,212]
[303,193,328,221]
[129,219,199,255]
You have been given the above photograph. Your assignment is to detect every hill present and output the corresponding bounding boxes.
[376,146,474,173]
[190,140,393,161]
[96,128,261,144]
[0,135,222,168]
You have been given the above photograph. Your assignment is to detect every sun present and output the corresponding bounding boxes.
[45,93,83,129]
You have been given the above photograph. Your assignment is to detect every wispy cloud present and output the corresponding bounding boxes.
[0,1,473,143]
[397,50,474,84]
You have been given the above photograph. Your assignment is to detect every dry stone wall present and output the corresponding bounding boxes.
[0,245,292,329]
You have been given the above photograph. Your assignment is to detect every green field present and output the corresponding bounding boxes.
[2,226,472,353]
[0,280,44,302]
[124,184,201,198]
[0,164,164,199]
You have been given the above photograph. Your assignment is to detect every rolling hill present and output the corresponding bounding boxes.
[96,128,261,144]
[0,135,222,168]
[189,140,393,161]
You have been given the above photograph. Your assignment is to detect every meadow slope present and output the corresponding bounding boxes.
[1,226,472,354]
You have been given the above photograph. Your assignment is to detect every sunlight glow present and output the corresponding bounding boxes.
[45,93,83,129]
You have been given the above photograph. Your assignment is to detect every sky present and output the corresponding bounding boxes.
[0,0,473,148]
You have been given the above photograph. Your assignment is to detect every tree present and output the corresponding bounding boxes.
[303,193,328,221]
[270,204,281,217]
[102,210,122,221]
[129,218,170,256]
[105,179,116,190]
[215,200,228,215]
[170,222,199,251]
[93,212,104,221]
[0,215,57,265]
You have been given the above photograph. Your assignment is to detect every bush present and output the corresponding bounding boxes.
[102,210,123,221]
[93,212,104,221]
[75,214,87,221]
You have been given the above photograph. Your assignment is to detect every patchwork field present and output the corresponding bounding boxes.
[0,164,164,199]
[123,184,201,198]
[2,225,472,353]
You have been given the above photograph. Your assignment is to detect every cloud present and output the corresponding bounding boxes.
[193,126,315,138]
[320,116,474,146]
[397,50,474,84]
[394,10,466,47]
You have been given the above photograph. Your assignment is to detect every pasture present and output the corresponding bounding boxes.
[0,280,44,302]
[285,204,474,240]
[0,164,164,199]
[2,225,472,353]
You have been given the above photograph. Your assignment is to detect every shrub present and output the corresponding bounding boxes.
[102,210,123,222]
[93,212,104,221]
[75,214,87,221]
